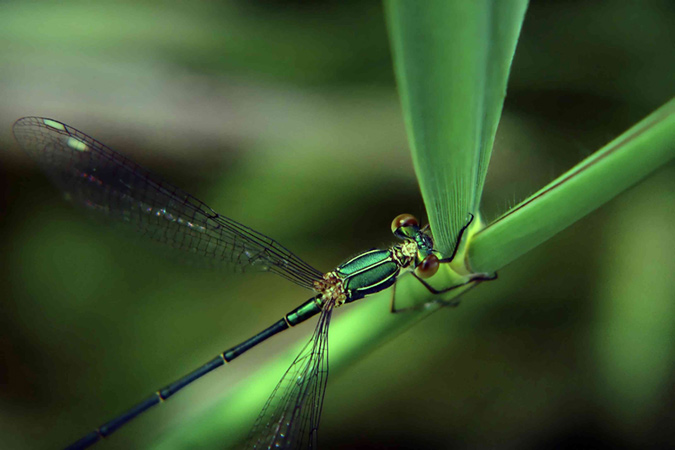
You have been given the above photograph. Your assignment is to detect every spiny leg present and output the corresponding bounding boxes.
[390,272,498,313]
[389,275,462,313]
[438,213,474,264]
[412,271,498,295]
[415,210,497,298]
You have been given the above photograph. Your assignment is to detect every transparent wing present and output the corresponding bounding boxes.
[12,117,324,290]
[246,303,333,449]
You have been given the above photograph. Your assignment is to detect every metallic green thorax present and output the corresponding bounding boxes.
[396,224,435,260]
[335,249,402,303]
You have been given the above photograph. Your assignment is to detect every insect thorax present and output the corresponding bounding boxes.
[314,272,347,307]
[393,240,418,269]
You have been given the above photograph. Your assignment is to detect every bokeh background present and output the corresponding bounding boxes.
[1,1,674,449]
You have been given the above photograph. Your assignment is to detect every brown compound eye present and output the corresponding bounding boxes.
[415,254,439,279]
[391,213,419,237]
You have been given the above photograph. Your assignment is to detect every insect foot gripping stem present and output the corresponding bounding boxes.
[390,213,497,314]
[416,213,498,297]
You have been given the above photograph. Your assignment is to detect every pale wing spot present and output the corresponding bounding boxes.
[43,119,66,131]
[67,137,89,152]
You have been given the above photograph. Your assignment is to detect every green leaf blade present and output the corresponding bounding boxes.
[386,0,528,255]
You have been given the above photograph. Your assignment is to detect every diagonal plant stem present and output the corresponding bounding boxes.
[468,97,675,273]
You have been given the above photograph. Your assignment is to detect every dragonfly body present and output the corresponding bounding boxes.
[335,246,413,302]
[12,117,476,450]
[63,222,434,449]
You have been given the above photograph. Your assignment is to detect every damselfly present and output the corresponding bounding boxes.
[13,117,494,449]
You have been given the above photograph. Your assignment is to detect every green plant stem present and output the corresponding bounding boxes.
[468,97,675,273]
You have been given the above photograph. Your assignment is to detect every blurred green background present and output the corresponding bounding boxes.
[1,1,674,449]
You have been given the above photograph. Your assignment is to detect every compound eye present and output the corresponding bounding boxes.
[415,254,439,279]
[391,213,419,236]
